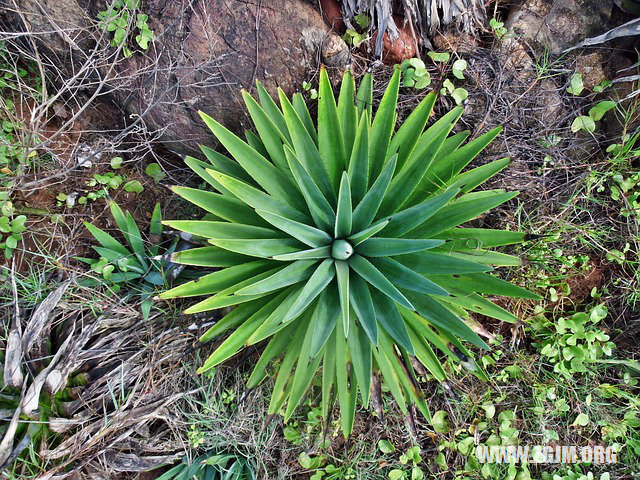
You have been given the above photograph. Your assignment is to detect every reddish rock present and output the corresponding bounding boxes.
[320,0,345,31]
[371,17,417,65]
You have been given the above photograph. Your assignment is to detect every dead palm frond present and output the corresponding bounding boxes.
[341,0,487,55]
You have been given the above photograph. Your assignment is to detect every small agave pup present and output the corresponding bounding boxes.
[160,67,540,436]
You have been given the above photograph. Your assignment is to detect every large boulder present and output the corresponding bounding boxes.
[2,0,349,154]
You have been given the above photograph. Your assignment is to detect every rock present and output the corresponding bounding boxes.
[371,16,417,65]
[320,32,351,67]
[3,0,349,155]
[505,0,614,54]
[575,51,609,89]
[432,32,478,54]
[319,0,345,31]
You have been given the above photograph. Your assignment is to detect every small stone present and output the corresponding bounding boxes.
[371,17,417,65]
[322,33,350,67]
[575,52,608,90]
[432,32,478,54]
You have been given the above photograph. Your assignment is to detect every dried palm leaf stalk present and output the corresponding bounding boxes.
[341,0,487,55]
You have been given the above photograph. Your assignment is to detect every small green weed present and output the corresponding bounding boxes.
[529,304,615,376]
[97,0,154,57]
[0,213,25,259]
[400,58,431,89]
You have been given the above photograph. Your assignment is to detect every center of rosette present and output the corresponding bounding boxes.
[331,239,354,260]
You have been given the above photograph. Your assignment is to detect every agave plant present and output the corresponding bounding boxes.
[160,67,539,436]
[155,451,256,480]
[78,201,178,320]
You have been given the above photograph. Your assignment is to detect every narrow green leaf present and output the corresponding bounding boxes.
[434,228,526,248]
[184,156,232,196]
[247,285,303,343]
[199,111,306,210]
[162,220,281,240]
[335,317,356,437]
[149,202,162,236]
[245,130,270,159]
[284,311,324,419]
[184,268,283,313]
[438,289,518,323]
[369,67,400,182]
[428,273,540,299]
[348,219,390,246]
[372,257,450,296]
[271,246,332,261]
[403,291,489,349]
[159,260,272,299]
[347,110,370,205]
[356,73,372,119]
[310,286,340,357]
[408,191,518,238]
[372,340,408,415]
[396,251,492,274]
[381,187,459,238]
[280,90,336,205]
[379,331,430,421]
[349,254,413,310]
[435,130,470,162]
[125,211,145,258]
[108,201,130,246]
[449,158,511,194]
[256,210,332,248]
[268,320,306,414]
[171,186,267,226]
[409,126,503,203]
[388,92,437,169]
[318,68,345,189]
[438,249,522,266]
[169,246,250,267]
[335,260,350,336]
[283,258,335,323]
[349,273,377,345]
[200,301,265,343]
[335,172,352,238]
[200,145,257,185]
[372,292,414,354]
[407,325,447,381]
[292,92,318,144]
[241,90,290,172]
[208,169,309,224]
[207,237,303,258]
[197,291,288,373]
[352,155,396,232]
[322,330,337,419]
[236,259,317,295]
[337,70,357,156]
[357,238,443,257]
[91,246,133,265]
[247,321,298,388]
[84,222,129,256]
[346,312,372,406]
[284,145,335,231]
[401,308,463,362]
[381,107,462,215]
[256,80,291,143]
